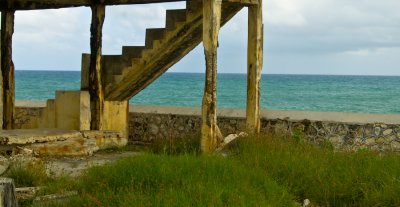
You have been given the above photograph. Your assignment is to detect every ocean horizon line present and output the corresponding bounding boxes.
[14,69,400,77]
[14,71,400,114]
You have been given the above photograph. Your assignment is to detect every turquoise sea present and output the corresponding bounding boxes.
[16,70,400,114]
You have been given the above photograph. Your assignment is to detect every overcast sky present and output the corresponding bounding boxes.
[3,0,400,75]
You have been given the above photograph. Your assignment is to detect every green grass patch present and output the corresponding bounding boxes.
[151,134,201,155]
[23,133,400,207]
[236,134,400,206]
[46,154,295,207]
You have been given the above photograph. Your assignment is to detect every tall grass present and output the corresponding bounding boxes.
[55,154,295,207]
[5,162,48,188]
[150,134,201,155]
[236,134,400,206]
[25,133,400,207]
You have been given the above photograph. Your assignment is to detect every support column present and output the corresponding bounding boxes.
[201,0,223,153]
[89,4,105,130]
[1,11,16,130]
[246,0,263,134]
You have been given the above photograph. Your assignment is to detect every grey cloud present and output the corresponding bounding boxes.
[262,0,400,54]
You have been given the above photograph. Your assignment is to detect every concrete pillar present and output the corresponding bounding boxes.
[82,53,129,136]
[89,4,106,130]
[246,0,263,134]
[1,11,16,129]
[201,0,223,153]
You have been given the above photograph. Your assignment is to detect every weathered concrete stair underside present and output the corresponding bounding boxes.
[83,1,244,101]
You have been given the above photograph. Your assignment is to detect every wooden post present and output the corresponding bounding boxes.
[246,0,263,134]
[201,0,223,153]
[1,11,16,130]
[0,178,18,207]
[89,4,105,130]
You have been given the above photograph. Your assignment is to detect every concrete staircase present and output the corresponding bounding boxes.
[82,0,243,101]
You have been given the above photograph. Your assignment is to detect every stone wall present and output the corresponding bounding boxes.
[259,120,400,152]
[14,102,400,152]
[128,105,400,152]
[15,101,45,129]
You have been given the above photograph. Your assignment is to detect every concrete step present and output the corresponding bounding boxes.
[166,9,187,29]
[102,55,126,75]
[145,28,166,49]
[102,9,189,86]
[122,46,145,59]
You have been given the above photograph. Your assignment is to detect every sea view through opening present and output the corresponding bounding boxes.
[16,70,400,114]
